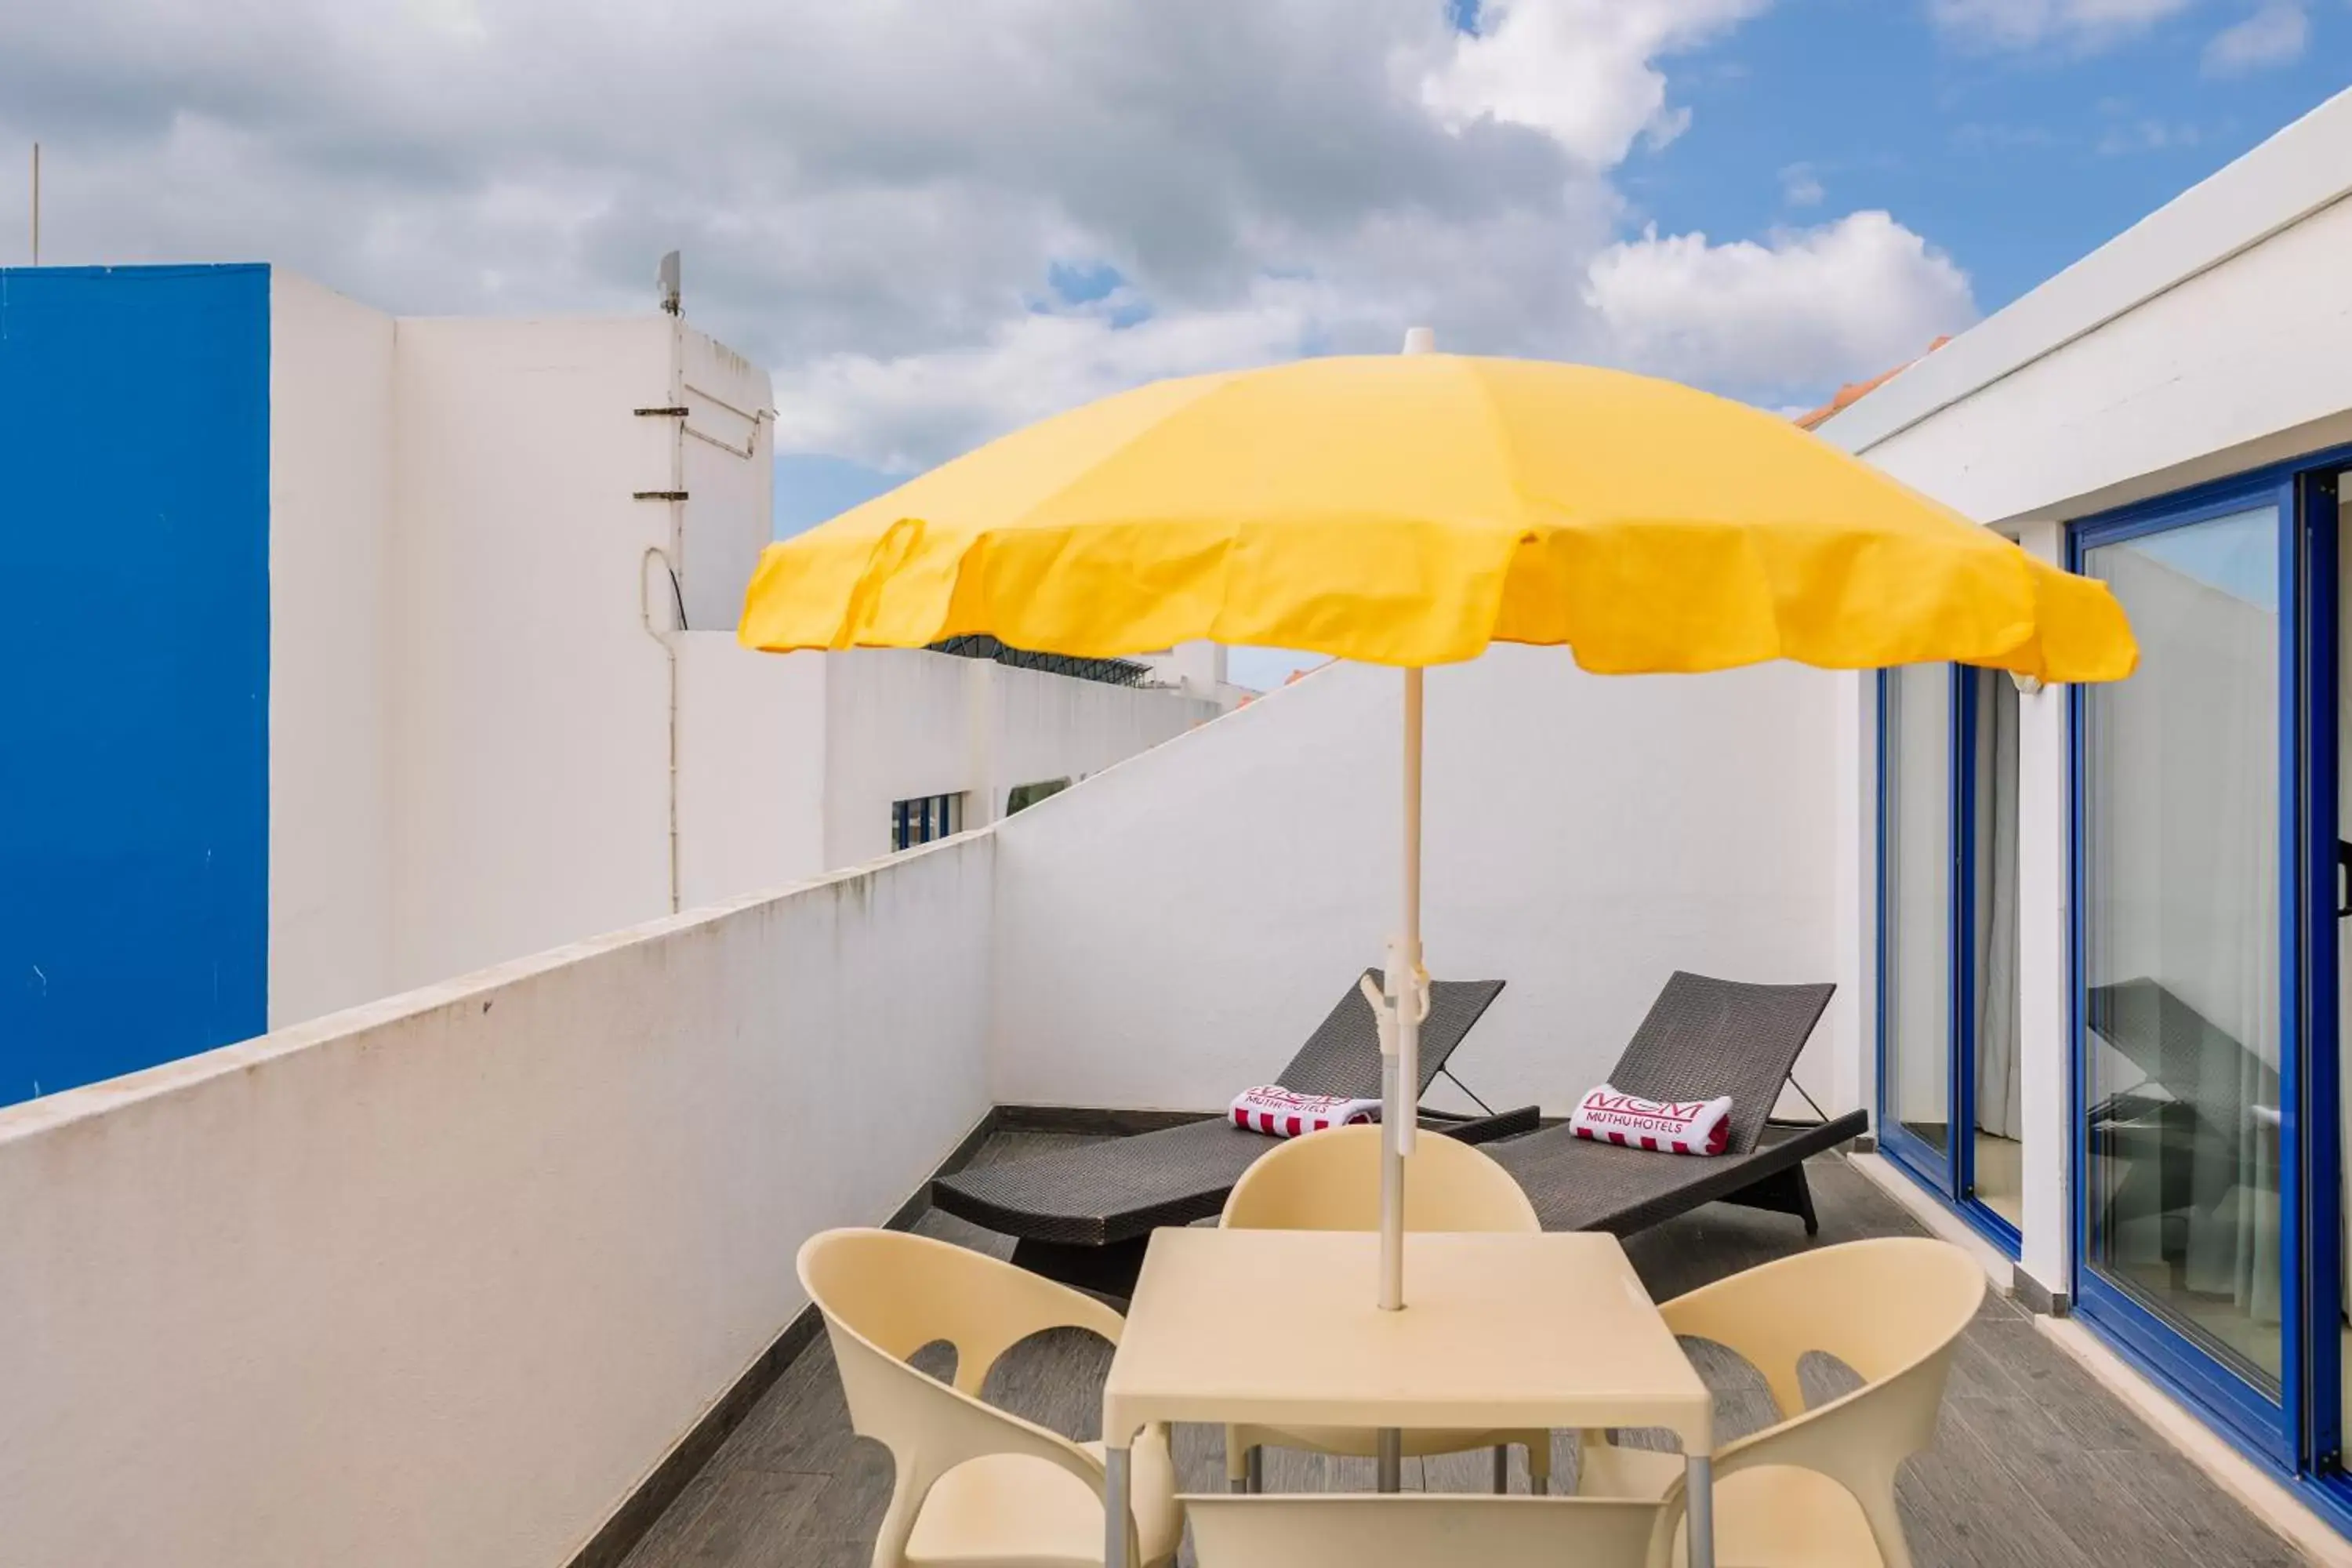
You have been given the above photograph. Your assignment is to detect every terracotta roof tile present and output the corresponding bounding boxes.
[1794,336,1951,430]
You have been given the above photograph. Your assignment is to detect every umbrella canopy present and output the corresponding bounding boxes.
[741,353,2136,684]
[739,346,2137,1327]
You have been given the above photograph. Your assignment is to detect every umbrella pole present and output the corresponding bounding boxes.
[1381,665,1425,1316]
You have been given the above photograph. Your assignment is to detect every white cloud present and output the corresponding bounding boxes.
[1584,212,1974,392]
[2095,115,2208,154]
[1,0,1976,471]
[1780,162,1827,207]
[773,283,1331,474]
[2202,2,2309,73]
[1418,0,1766,165]
[1929,0,2193,50]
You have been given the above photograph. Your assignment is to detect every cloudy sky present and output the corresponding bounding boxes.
[3,0,2341,684]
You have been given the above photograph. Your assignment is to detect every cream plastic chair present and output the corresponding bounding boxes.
[1575,1236,1985,1567]
[1218,1125,1552,1494]
[797,1228,1183,1568]
[1183,1493,1675,1568]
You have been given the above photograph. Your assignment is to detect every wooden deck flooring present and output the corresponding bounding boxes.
[618,1131,2307,1567]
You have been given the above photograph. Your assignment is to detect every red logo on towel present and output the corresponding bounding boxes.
[1569,1085,1732,1156]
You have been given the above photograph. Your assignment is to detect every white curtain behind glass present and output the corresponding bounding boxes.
[1974,671,2022,1142]
[2092,526,2281,1338]
[1889,665,1951,1138]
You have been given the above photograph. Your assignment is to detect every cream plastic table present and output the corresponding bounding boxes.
[1101,1227,1718,1568]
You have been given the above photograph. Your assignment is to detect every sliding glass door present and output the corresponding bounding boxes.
[1877,660,2024,1244]
[2076,499,2290,1446]
[2070,457,2352,1515]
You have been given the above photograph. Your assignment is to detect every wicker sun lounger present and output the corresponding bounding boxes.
[1492,971,1863,1236]
[930,972,1537,1295]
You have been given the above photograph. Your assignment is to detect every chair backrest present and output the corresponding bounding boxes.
[1606,972,1835,1156]
[1183,1493,1671,1568]
[1276,972,1507,1098]
[797,1229,1123,1565]
[1660,1236,1984,1483]
[1221,1126,1540,1232]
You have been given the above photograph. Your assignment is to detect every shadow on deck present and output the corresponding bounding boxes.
[619,1132,2305,1568]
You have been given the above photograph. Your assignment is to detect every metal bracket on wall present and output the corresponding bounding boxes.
[633,406,690,417]
[633,490,690,501]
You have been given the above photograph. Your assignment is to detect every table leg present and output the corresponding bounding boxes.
[1377,1428,1402,1492]
[1105,1443,1131,1568]
[1684,1454,1715,1568]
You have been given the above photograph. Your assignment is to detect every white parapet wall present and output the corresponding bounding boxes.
[0,835,994,1568]
[991,645,1844,1117]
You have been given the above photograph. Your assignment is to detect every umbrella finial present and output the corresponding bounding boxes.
[1401,326,1435,356]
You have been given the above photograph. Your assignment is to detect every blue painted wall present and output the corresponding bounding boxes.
[0,265,270,1105]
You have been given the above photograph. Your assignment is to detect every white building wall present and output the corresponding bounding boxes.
[2013,521,2074,1293]
[267,273,398,1025]
[0,837,994,1568]
[819,649,1218,868]
[1817,85,2352,1298]
[253,292,1212,1029]
[985,659,1220,815]
[675,329,774,633]
[386,317,681,993]
[992,648,1842,1117]
[675,633,830,906]
[822,650,982,867]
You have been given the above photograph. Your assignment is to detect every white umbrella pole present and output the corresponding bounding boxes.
[1380,325,1436,1319]
[1380,664,1425,1313]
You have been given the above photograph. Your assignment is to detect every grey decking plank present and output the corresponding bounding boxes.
[654,1470,828,1568]
[1896,1406,2104,1568]
[612,1466,728,1568]
[2084,1446,2303,1567]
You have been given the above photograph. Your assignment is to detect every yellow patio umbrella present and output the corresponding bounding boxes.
[740,332,2136,1319]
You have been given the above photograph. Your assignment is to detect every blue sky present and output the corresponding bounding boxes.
[763,1,2347,688]
[1625,0,2347,316]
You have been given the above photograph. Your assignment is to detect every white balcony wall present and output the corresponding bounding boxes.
[0,836,993,1568]
[991,646,1843,1118]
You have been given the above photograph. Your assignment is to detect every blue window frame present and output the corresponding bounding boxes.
[2067,445,2352,1523]
[891,792,965,852]
[1875,662,2024,1257]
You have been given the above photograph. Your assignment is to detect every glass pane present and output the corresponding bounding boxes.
[1884,662,1951,1156]
[2083,505,2282,1392]
[1971,668,2025,1227]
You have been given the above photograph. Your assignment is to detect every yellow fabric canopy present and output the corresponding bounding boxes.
[740,353,2136,684]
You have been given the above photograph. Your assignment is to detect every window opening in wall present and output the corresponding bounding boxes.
[1006,779,1072,815]
[891,793,964,851]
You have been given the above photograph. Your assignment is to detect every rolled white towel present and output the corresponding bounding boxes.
[1569,1083,1733,1156]
[1229,1085,1383,1139]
